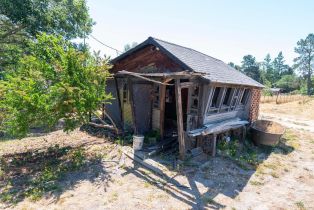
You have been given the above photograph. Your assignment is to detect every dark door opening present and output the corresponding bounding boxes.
[164,85,189,136]
[181,88,188,131]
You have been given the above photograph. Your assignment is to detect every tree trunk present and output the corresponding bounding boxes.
[308,61,312,96]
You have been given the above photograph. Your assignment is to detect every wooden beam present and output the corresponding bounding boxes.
[175,79,186,160]
[159,84,166,140]
[114,77,124,133]
[116,70,173,86]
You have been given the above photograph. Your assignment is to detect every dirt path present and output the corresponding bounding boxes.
[259,99,314,133]
[260,112,314,133]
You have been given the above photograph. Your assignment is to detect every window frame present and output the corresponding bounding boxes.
[206,85,251,116]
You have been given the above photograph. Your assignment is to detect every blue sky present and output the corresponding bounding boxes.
[84,0,314,65]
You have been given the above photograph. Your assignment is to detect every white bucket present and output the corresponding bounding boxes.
[133,135,144,151]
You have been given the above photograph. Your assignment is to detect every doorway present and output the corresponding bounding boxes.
[164,84,189,136]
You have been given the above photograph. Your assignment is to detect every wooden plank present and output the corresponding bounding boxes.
[197,84,204,127]
[159,84,166,140]
[175,79,186,160]
[180,82,194,88]
[212,134,217,157]
[114,77,123,131]
[116,70,173,86]
[128,78,137,134]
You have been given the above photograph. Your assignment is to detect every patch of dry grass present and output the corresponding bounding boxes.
[250,180,264,186]
[108,191,118,203]
[260,98,314,121]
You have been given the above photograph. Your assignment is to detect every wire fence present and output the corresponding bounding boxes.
[260,94,310,104]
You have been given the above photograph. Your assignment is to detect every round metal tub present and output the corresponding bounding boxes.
[251,120,285,146]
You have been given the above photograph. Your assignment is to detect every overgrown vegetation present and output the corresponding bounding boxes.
[0,0,93,72]
[0,34,112,137]
[217,131,295,170]
[0,145,87,203]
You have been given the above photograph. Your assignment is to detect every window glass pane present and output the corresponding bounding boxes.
[240,89,250,105]
[222,88,232,106]
[211,87,221,108]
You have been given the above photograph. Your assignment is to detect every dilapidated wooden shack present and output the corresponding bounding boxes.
[105,37,263,159]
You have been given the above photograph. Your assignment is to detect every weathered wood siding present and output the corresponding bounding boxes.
[104,79,122,128]
[132,83,153,133]
[152,109,160,130]
[111,45,184,73]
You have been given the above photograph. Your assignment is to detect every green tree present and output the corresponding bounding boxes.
[0,0,94,72]
[273,52,291,79]
[0,34,112,137]
[275,74,300,92]
[0,0,93,39]
[294,33,314,95]
[262,54,275,84]
[124,42,138,52]
[228,62,241,70]
[241,55,261,82]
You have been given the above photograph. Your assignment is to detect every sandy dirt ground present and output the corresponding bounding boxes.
[0,99,314,210]
[260,99,314,132]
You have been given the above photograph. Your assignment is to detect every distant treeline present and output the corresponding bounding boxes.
[228,34,314,96]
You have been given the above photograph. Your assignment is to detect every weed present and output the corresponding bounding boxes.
[270,171,279,178]
[218,138,262,169]
[201,195,214,204]
[295,201,306,210]
[281,130,300,150]
[108,192,118,202]
[143,181,151,188]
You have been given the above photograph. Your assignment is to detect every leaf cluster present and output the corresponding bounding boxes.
[0,33,112,137]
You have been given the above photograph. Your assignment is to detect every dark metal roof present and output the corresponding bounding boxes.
[112,37,264,88]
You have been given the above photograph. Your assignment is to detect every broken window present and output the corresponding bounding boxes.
[240,89,250,105]
[220,87,234,112]
[230,88,241,110]
[207,87,224,114]
[206,86,251,116]
[190,86,200,114]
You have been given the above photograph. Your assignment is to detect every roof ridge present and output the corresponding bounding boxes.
[150,36,224,63]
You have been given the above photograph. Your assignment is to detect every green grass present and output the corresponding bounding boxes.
[201,195,214,205]
[217,138,262,169]
[295,201,306,210]
[217,130,298,170]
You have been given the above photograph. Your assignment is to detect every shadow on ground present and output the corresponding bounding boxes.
[0,128,295,209]
[121,135,295,209]
[0,144,112,208]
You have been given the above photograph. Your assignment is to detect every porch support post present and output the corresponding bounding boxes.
[159,84,166,140]
[175,79,186,160]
